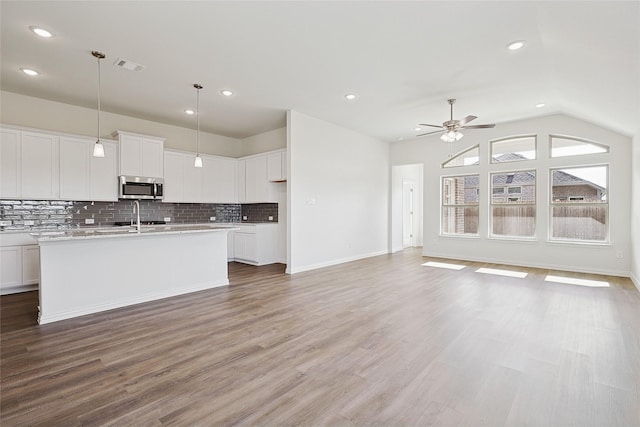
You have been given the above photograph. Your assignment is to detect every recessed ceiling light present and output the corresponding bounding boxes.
[20,68,40,76]
[30,26,53,38]
[345,93,356,101]
[185,109,195,115]
[507,40,526,51]
[414,127,422,131]
[221,90,233,97]
[535,103,546,108]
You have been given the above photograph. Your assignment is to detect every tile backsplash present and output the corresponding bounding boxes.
[0,200,277,231]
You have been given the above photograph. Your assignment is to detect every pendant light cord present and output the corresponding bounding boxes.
[97,56,101,142]
[196,86,200,155]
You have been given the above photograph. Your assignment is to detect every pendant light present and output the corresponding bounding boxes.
[193,83,203,168]
[92,51,106,157]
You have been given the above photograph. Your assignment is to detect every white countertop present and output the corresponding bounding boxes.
[31,224,240,243]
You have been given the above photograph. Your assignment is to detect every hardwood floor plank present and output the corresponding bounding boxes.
[1,250,639,425]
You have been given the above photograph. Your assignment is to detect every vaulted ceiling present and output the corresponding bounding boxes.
[1,1,638,141]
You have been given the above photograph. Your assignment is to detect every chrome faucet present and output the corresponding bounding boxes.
[132,200,141,232]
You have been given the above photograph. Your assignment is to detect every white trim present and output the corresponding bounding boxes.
[0,283,37,295]
[38,280,228,325]
[422,249,630,278]
[287,250,389,274]
[630,272,640,292]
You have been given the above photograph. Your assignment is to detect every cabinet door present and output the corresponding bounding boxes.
[245,156,268,202]
[234,233,256,262]
[182,154,203,202]
[90,142,118,201]
[227,230,234,260]
[163,151,184,202]
[203,156,237,203]
[59,136,90,200]
[0,247,22,291]
[22,245,40,285]
[119,134,141,176]
[1,128,21,198]
[21,131,59,199]
[237,159,246,203]
[142,139,163,178]
[267,152,283,181]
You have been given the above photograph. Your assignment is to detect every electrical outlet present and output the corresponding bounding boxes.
[268,216,273,221]
[85,218,95,224]
[616,250,624,259]
[0,220,12,226]
[243,216,248,221]
[164,217,171,222]
[24,220,35,226]
[210,216,216,221]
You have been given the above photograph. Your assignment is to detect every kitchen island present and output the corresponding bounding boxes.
[34,225,237,324]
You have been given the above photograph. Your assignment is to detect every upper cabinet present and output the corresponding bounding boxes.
[114,131,164,178]
[163,150,236,204]
[267,150,287,182]
[1,127,59,200]
[59,135,117,201]
[239,151,281,203]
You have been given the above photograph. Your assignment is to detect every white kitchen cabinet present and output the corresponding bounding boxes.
[21,131,59,200]
[203,156,237,203]
[59,136,118,201]
[232,223,278,265]
[237,159,246,203]
[163,151,184,203]
[267,150,287,182]
[0,128,21,198]
[183,155,203,202]
[227,230,235,261]
[0,234,39,295]
[245,156,268,202]
[115,131,164,178]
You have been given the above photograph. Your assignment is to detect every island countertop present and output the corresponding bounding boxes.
[31,224,239,243]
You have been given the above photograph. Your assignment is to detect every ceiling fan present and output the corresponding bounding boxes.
[417,98,496,142]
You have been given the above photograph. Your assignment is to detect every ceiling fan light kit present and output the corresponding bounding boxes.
[418,98,496,142]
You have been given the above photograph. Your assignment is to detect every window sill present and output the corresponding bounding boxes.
[439,233,479,239]
[547,239,611,247]
[487,236,538,244]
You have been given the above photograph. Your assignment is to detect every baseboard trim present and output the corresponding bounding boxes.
[288,250,389,274]
[422,250,631,279]
[1,283,38,296]
[631,272,640,292]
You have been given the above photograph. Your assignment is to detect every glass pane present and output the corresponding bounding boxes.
[551,166,607,203]
[442,145,480,168]
[551,206,607,241]
[492,206,536,237]
[550,136,608,158]
[442,206,479,235]
[491,171,536,204]
[491,136,536,162]
[442,175,479,205]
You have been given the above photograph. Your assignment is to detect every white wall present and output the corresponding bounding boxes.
[287,110,389,273]
[0,91,243,157]
[241,127,286,157]
[391,164,424,252]
[631,129,640,289]
[391,113,632,277]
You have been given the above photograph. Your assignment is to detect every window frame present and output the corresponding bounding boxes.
[440,173,480,237]
[441,145,480,168]
[489,168,537,240]
[549,134,609,158]
[548,164,609,243]
[490,134,537,163]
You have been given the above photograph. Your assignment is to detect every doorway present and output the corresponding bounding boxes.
[391,164,424,252]
[403,180,415,248]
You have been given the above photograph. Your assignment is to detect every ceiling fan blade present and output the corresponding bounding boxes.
[462,124,496,129]
[418,123,444,129]
[458,115,477,126]
[417,129,444,137]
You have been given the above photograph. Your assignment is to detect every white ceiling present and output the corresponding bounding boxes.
[1,1,638,141]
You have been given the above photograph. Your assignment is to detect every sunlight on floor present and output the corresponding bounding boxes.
[475,267,528,278]
[422,261,466,270]
[544,275,610,288]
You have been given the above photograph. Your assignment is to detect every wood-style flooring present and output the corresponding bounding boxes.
[2,249,639,426]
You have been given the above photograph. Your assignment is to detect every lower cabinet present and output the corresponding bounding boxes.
[229,224,278,266]
[0,234,39,295]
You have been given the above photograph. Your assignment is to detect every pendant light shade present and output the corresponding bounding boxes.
[92,50,106,158]
[193,83,203,168]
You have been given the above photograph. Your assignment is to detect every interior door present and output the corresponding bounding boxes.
[403,180,414,248]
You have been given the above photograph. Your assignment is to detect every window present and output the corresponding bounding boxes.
[441,174,479,235]
[491,135,536,163]
[550,165,608,241]
[550,135,608,158]
[442,145,479,168]
[490,170,536,238]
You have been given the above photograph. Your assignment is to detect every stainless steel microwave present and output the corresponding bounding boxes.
[119,176,163,200]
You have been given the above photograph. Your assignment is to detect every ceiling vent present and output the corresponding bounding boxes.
[113,58,145,72]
